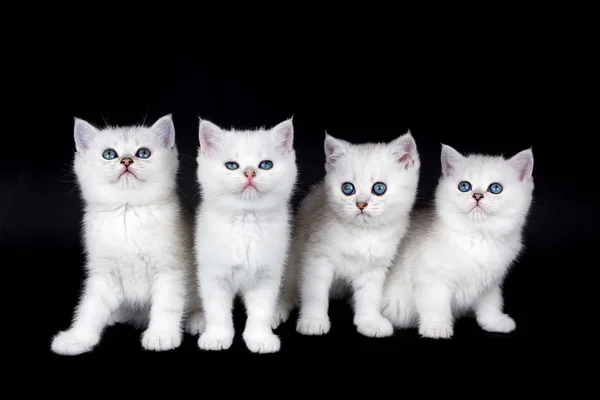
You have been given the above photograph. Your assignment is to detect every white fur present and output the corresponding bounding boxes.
[381,144,534,339]
[274,132,420,338]
[193,118,297,354]
[50,115,203,355]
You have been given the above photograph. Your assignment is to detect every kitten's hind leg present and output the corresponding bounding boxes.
[272,261,299,329]
[185,294,206,336]
[272,297,296,330]
[381,279,417,329]
[414,282,454,339]
[107,306,135,326]
[296,256,334,336]
[51,273,122,356]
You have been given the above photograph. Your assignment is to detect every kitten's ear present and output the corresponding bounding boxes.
[324,133,348,166]
[74,118,99,152]
[390,130,418,169]
[198,119,223,157]
[151,114,175,148]
[508,148,534,181]
[440,144,465,177]
[272,118,294,155]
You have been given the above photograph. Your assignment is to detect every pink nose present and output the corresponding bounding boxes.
[356,202,368,210]
[121,158,133,167]
[244,168,256,179]
[473,193,484,201]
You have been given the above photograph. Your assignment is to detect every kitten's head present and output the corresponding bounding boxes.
[73,114,179,206]
[435,144,534,233]
[196,118,297,209]
[323,131,420,227]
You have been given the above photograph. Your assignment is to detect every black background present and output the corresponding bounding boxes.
[4,20,594,359]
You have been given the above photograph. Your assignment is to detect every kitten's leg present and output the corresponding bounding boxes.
[185,292,206,336]
[197,274,235,351]
[241,272,282,354]
[141,270,186,351]
[296,256,334,335]
[272,261,298,329]
[51,273,122,355]
[474,283,516,333]
[381,277,417,329]
[414,282,454,339]
[351,267,394,337]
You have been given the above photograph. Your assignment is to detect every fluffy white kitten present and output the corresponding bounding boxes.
[273,132,420,338]
[381,144,534,339]
[51,115,203,355]
[193,118,297,353]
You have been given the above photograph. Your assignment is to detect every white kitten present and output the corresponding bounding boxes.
[51,115,203,355]
[273,131,420,338]
[193,118,297,354]
[381,144,534,339]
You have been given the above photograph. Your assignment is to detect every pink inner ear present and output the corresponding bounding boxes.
[277,133,293,154]
[397,152,414,169]
[200,128,218,156]
[516,163,531,181]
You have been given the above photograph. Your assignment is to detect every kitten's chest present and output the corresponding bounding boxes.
[226,212,276,266]
[450,236,518,283]
[334,227,397,268]
[87,206,171,253]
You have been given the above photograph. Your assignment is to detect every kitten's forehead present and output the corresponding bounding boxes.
[94,126,157,148]
[337,143,397,176]
[453,155,516,184]
[333,144,400,192]
[219,130,276,157]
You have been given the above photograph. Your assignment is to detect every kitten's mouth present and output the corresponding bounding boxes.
[470,203,485,212]
[242,183,258,191]
[119,169,137,179]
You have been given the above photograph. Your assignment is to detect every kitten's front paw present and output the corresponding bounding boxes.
[419,320,454,339]
[51,330,99,356]
[141,328,182,351]
[355,315,394,338]
[477,314,516,333]
[296,316,330,335]
[185,311,206,336]
[271,301,294,329]
[198,328,234,351]
[243,330,281,354]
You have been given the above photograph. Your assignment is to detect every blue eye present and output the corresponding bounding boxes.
[372,182,387,196]
[225,161,239,170]
[488,183,503,194]
[102,149,118,160]
[341,182,355,196]
[259,160,273,170]
[136,148,151,159]
[458,181,471,192]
